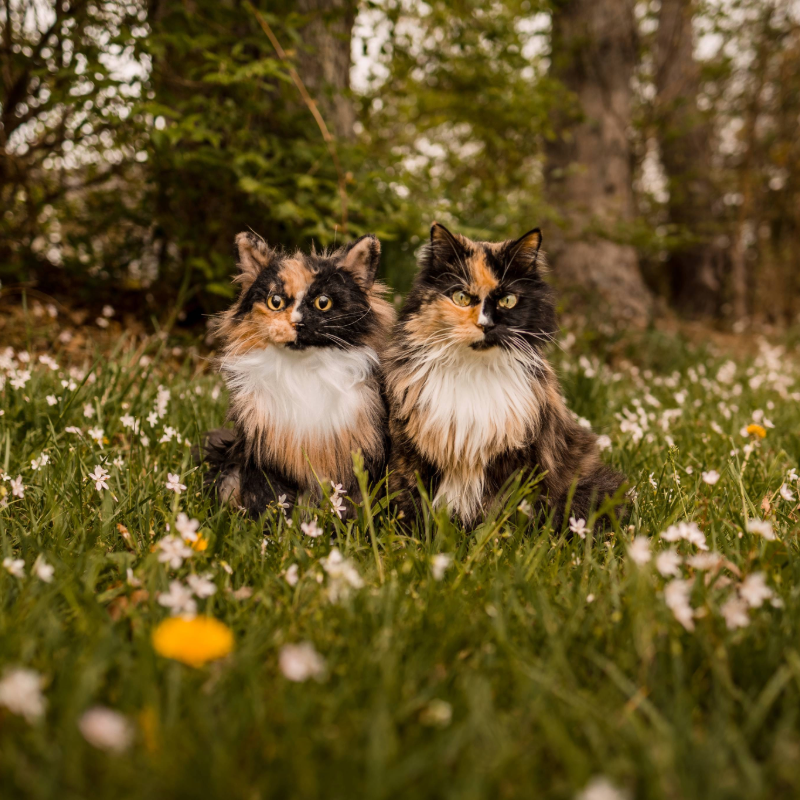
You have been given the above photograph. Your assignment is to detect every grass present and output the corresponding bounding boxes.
[1,315,800,800]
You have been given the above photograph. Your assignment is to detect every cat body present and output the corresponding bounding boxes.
[384,223,624,528]
[203,232,395,518]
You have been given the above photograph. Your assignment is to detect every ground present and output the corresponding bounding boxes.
[1,304,799,800]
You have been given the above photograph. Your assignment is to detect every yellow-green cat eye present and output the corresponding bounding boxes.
[498,294,518,309]
[451,290,473,307]
[314,295,333,312]
[267,294,286,311]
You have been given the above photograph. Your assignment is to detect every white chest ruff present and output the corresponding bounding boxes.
[407,347,541,522]
[223,344,378,452]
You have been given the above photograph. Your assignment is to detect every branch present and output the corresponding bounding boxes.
[246,3,348,235]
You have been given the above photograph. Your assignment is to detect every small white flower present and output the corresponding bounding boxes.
[10,476,25,498]
[159,426,177,443]
[87,427,104,445]
[126,568,142,588]
[279,642,326,682]
[518,499,533,516]
[157,580,197,617]
[284,564,299,587]
[431,553,453,581]
[320,548,364,602]
[628,537,651,566]
[330,493,346,519]
[88,465,110,492]
[165,473,187,494]
[146,411,159,427]
[46,395,58,406]
[576,776,629,800]
[79,707,133,753]
[720,596,750,630]
[661,521,708,550]
[83,403,95,418]
[739,572,774,608]
[65,426,82,435]
[186,573,217,598]
[745,519,775,541]
[277,494,290,511]
[787,468,799,483]
[664,579,695,631]
[330,482,346,496]
[102,305,115,317]
[779,484,796,503]
[4,557,26,579]
[569,517,590,540]
[30,454,50,471]
[32,555,54,584]
[140,434,150,447]
[649,473,658,490]
[175,512,200,542]
[686,552,723,571]
[655,549,682,577]
[301,519,323,538]
[0,668,47,722]
[701,470,720,485]
[157,536,194,569]
[596,435,612,451]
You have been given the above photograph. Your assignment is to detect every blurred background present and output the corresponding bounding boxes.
[1,0,799,334]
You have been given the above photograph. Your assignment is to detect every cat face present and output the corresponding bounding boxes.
[400,223,556,360]
[219,233,388,355]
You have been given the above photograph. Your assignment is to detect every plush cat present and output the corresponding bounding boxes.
[383,223,625,529]
[203,232,395,519]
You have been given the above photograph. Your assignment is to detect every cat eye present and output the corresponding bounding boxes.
[314,294,333,312]
[498,294,518,309]
[267,294,286,311]
[451,290,474,307]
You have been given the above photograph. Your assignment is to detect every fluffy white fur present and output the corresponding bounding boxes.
[223,345,379,443]
[407,345,542,522]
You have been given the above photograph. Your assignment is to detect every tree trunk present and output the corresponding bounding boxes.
[546,0,652,324]
[654,0,720,317]
[296,0,357,140]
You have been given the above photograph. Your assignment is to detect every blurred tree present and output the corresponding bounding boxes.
[654,0,720,317]
[545,0,653,323]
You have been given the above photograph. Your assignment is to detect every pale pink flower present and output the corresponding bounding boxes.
[88,465,110,492]
[628,537,651,566]
[79,707,133,753]
[655,549,681,577]
[165,473,187,494]
[279,643,326,682]
[664,579,695,631]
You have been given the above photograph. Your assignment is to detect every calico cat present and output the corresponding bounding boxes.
[383,223,625,529]
[203,231,395,519]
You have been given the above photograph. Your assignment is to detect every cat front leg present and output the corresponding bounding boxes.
[238,460,298,521]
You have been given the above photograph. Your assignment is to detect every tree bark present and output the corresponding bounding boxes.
[296,0,357,141]
[546,0,653,324]
[654,0,720,317]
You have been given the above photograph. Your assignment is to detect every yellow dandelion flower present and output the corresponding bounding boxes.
[152,616,233,668]
[746,423,767,438]
[192,534,209,552]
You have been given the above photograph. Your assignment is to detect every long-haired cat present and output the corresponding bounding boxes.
[383,223,625,529]
[203,232,395,519]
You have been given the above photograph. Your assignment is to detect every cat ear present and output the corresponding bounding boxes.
[340,234,381,288]
[428,222,466,271]
[504,228,543,271]
[234,231,273,291]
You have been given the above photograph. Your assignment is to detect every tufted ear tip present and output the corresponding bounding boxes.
[505,228,543,269]
[340,234,381,288]
[233,231,272,290]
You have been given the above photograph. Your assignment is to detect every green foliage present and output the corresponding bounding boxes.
[1,318,800,797]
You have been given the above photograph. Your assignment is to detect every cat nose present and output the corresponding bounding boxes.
[477,307,494,331]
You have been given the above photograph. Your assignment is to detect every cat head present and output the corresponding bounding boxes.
[217,232,394,355]
[399,223,556,358]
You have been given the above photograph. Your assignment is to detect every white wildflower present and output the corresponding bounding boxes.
[686,552,723,571]
[701,470,720,485]
[301,519,323,538]
[431,553,453,581]
[576,776,629,800]
[83,403,95,418]
[79,707,133,753]
[30,454,50,471]
[655,549,682,577]
[569,517,590,540]
[596,434,612,451]
[745,519,775,541]
[279,642,326,682]
[739,573,774,608]
[87,427,104,445]
[157,580,197,617]
[517,499,532,516]
[32,555,54,584]
[720,596,750,630]
[157,536,193,569]
[661,521,708,550]
[664,579,695,631]
[186,573,217,599]
[284,564,299,587]
[102,305,115,317]
[648,473,658,490]
[65,426,82,435]
[175,513,200,542]
[0,669,47,723]
[165,473,187,494]
[10,476,25,498]
[779,484,796,503]
[628,537,651,566]
[321,548,364,602]
[46,395,58,406]
[88,465,110,492]
[4,557,26,579]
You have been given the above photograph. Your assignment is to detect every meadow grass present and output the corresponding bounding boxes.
[1,316,799,800]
